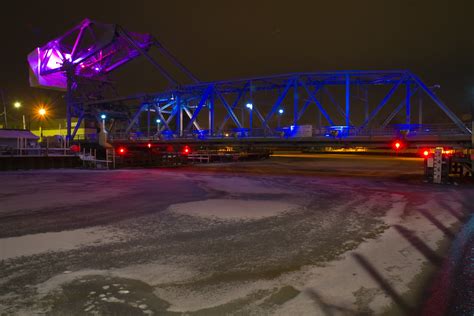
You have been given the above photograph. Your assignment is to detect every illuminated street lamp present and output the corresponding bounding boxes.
[12,101,26,129]
[38,107,47,141]
[156,118,161,133]
[246,103,253,134]
[278,108,284,128]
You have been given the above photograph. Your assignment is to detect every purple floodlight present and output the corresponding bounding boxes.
[28,18,153,90]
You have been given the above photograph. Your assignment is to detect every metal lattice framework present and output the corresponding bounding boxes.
[124,71,471,140]
[28,19,472,142]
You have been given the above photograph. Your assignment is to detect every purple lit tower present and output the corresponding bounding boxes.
[28,18,198,140]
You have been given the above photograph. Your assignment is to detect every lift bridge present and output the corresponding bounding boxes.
[28,19,473,151]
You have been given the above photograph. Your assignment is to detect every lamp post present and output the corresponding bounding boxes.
[156,118,161,133]
[278,108,284,128]
[13,102,26,129]
[38,108,46,141]
[100,114,106,131]
[246,103,253,136]
[1,89,6,128]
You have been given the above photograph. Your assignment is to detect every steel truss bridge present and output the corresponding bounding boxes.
[28,19,472,149]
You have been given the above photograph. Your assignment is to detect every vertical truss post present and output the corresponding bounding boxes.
[317,89,322,128]
[406,81,411,125]
[364,86,369,121]
[345,74,350,126]
[294,78,299,127]
[209,87,215,136]
[147,105,151,137]
[175,94,183,137]
[66,74,73,141]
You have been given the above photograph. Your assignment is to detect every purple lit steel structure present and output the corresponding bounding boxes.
[28,19,471,142]
[28,18,198,140]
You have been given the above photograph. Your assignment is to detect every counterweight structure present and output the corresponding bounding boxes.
[28,19,472,143]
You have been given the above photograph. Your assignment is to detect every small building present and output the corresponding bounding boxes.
[0,129,39,151]
[29,118,98,141]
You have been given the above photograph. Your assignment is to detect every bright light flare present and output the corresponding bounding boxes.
[117,147,126,155]
[13,102,21,108]
[38,108,46,116]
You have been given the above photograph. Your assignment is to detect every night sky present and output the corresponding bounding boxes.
[0,0,472,121]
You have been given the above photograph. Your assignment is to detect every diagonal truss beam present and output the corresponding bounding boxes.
[215,90,242,130]
[409,73,471,134]
[218,82,249,133]
[262,78,294,129]
[359,79,404,130]
[117,26,179,86]
[184,85,213,132]
[381,87,419,128]
[300,79,335,126]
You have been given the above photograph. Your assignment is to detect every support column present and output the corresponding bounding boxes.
[293,79,298,127]
[147,105,151,137]
[345,74,350,126]
[406,82,411,125]
[364,86,369,122]
[209,88,215,136]
[175,94,183,137]
[66,76,72,141]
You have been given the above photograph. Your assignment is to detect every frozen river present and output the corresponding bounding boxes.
[0,156,472,315]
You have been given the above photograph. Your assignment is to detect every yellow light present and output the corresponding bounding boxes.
[13,102,21,108]
[38,108,46,116]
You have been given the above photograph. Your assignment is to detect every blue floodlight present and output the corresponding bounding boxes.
[100,114,106,120]
[156,118,161,123]
[278,108,284,115]
[246,103,253,110]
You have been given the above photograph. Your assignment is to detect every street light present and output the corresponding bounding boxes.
[12,101,26,129]
[37,108,47,141]
[100,114,106,120]
[246,103,253,135]
[277,108,284,128]
[156,118,161,133]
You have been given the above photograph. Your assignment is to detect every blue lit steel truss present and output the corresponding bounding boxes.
[122,70,471,139]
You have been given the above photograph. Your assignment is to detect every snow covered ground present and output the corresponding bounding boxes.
[0,156,472,315]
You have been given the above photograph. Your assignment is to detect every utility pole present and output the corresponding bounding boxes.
[1,89,7,128]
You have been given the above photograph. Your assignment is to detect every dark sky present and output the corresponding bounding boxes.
[0,0,472,120]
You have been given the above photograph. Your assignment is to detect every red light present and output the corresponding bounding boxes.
[147,143,152,148]
[423,150,429,157]
[395,142,401,149]
[183,146,190,154]
[118,147,126,155]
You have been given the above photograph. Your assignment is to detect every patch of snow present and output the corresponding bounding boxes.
[169,199,297,220]
[0,227,123,260]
